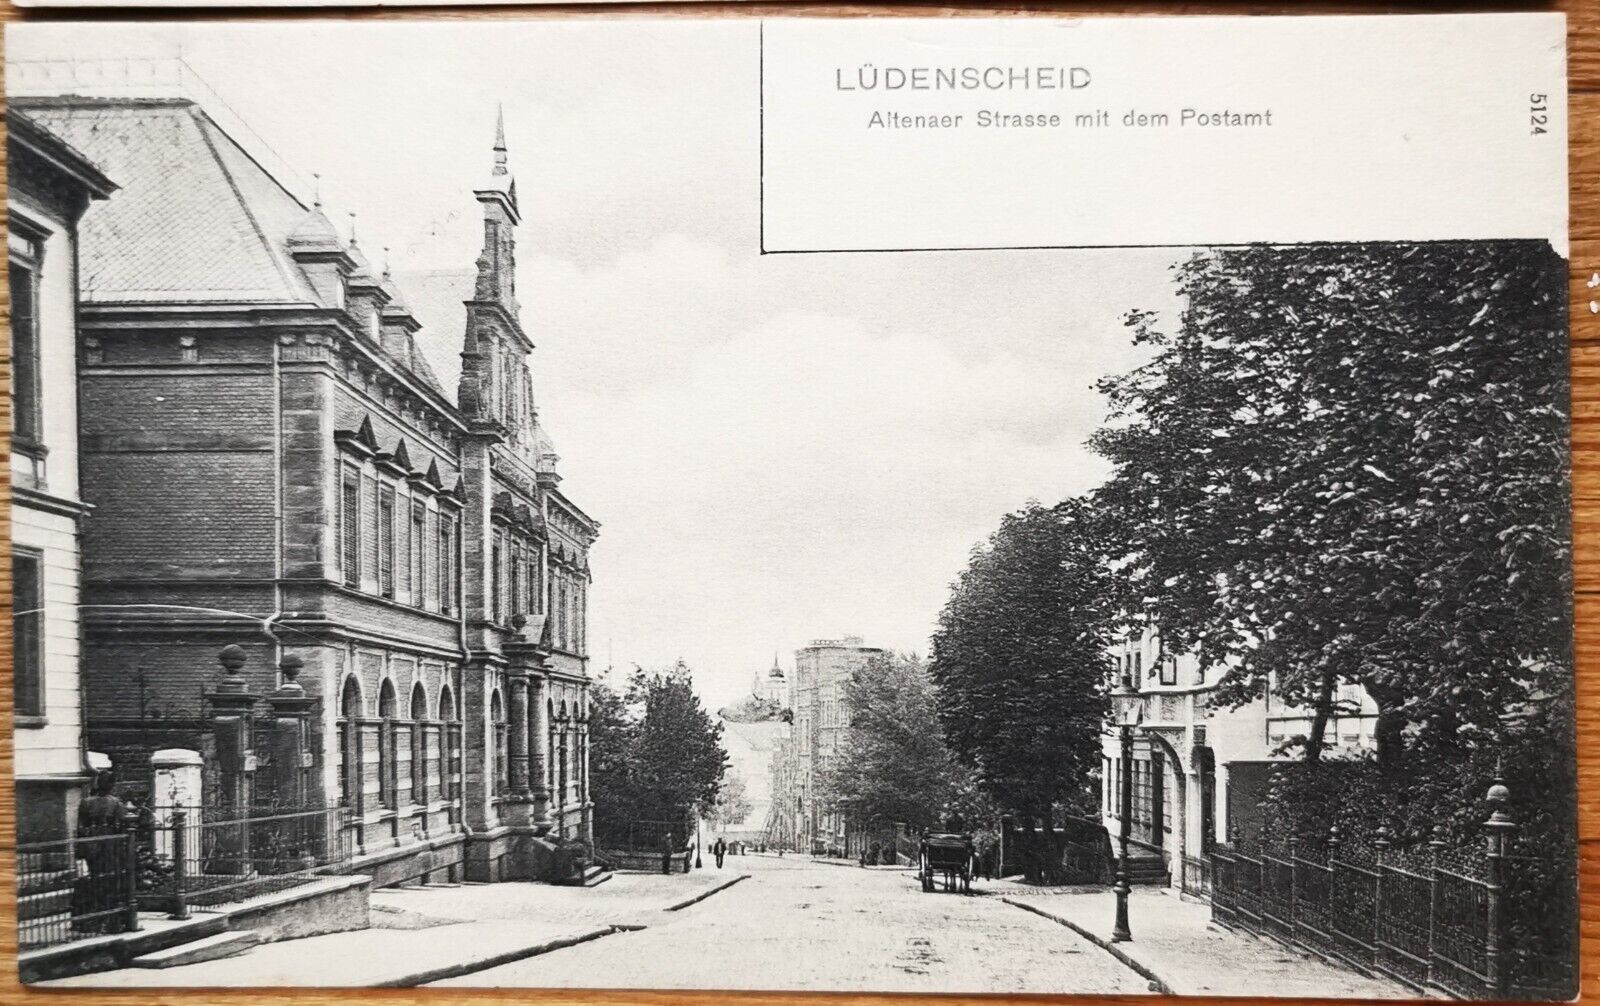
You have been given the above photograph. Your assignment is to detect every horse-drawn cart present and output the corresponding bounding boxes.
[919,832,975,893]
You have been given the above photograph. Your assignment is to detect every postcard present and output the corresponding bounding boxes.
[5,15,1574,999]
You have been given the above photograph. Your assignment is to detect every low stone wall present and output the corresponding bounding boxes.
[599,848,692,874]
[227,874,370,943]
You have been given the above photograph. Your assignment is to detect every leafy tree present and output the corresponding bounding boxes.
[930,499,1114,830]
[625,661,728,828]
[590,662,729,847]
[586,678,637,828]
[817,653,971,834]
[1090,242,1570,793]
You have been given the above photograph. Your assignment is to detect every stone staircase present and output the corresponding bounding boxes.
[1124,853,1171,886]
[574,863,611,888]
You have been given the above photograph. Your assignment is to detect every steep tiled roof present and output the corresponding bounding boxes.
[16,98,317,305]
[392,268,473,406]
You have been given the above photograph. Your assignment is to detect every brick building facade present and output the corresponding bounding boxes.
[775,636,884,855]
[19,95,598,886]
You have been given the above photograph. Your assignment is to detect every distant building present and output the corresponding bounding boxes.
[8,109,116,842]
[753,653,788,709]
[1099,626,1378,890]
[781,636,885,855]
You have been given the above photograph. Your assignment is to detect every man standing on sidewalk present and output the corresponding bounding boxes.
[713,836,727,869]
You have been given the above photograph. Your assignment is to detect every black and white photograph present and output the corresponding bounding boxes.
[3,15,1577,998]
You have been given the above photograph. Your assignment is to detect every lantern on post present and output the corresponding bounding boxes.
[1483,759,1517,998]
[1109,671,1142,943]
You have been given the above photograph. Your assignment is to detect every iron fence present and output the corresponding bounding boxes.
[1209,832,1575,1000]
[1180,853,1212,900]
[594,817,692,854]
[16,830,140,951]
[138,804,351,917]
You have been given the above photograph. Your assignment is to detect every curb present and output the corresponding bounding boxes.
[378,925,617,987]
[1001,897,1176,996]
[666,873,749,911]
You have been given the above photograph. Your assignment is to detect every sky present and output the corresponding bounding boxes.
[10,21,1183,712]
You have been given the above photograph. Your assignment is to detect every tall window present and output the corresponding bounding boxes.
[410,684,428,806]
[340,470,360,588]
[377,680,397,810]
[510,542,524,618]
[378,487,395,598]
[12,549,43,719]
[490,691,507,799]
[410,503,426,605]
[1160,655,1178,687]
[339,677,363,811]
[491,533,504,624]
[437,515,456,615]
[9,229,43,454]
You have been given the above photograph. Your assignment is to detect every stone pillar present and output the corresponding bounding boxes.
[266,654,318,808]
[207,645,260,874]
[528,673,550,832]
[208,645,259,812]
[151,749,202,867]
[578,719,593,844]
[496,671,534,830]
[460,660,497,833]
[508,673,531,796]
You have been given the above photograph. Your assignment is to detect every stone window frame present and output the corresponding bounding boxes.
[339,462,362,589]
[410,500,428,610]
[377,482,397,599]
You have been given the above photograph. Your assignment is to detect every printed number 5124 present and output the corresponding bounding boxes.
[1530,93,1549,135]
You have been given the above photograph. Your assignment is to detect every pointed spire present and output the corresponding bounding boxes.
[492,103,509,178]
[312,172,322,208]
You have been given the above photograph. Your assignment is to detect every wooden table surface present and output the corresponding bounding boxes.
[0,1,1593,1003]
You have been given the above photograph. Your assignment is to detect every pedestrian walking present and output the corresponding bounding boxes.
[660,831,673,875]
[73,770,131,934]
[713,836,727,869]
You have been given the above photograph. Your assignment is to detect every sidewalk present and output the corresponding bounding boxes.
[40,871,748,988]
[994,883,1413,999]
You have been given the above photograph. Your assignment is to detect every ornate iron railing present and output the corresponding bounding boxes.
[1208,830,1575,1001]
[138,804,351,918]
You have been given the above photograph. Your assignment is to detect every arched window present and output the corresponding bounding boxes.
[556,700,570,808]
[439,684,459,824]
[410,683,428,806]
[378,679,397,810]
[491,690,507,800]
[339,676,363,811]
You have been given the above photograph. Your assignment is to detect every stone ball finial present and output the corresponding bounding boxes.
[280,652,305,682]
[512,613,528,631]
[218,644,248,675]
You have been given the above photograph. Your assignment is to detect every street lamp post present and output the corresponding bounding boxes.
[1110,672,1140,943]
[695,816,703,869]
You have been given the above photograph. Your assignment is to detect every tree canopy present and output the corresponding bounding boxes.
[591,662,729,842]
[817,652,988,834]
[929,498,1114,823]
[1090,242,1570,782]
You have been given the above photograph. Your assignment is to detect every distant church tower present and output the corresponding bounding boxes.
[756,652,788,708]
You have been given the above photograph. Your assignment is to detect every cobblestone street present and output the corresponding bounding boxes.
[437,854,1154,993]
